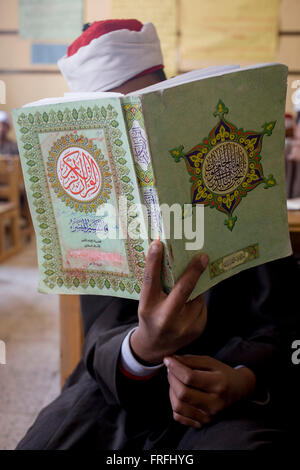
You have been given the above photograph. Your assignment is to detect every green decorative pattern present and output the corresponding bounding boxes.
[15,103,145,295]
[170,100,277,231]
[122,97,175,294]
[122,100,154,187]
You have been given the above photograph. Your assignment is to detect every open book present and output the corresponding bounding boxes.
[13,63,291,299]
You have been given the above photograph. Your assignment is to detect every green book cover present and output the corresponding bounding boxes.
[12,63,291,300]
[137,63,291,298]
[13,98,149,299]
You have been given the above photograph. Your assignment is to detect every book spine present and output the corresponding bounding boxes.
[121,96,174,293]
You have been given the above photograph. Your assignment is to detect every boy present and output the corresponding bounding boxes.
[17,20,299,450]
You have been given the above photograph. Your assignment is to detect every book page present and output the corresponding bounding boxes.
[140,64,291,297]
[13,98,148,299]
[129,65,240,96]
[23,91,124,107]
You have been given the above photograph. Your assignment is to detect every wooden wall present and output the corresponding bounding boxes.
[278,0,300,115]
[0,0,110,121]
[0,0,299,142]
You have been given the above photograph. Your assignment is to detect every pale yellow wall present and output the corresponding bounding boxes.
[0,0,110,137]
[280,0,300,31]
[0,0,18,29]
[279,0,300,114]
[0,0,299,140]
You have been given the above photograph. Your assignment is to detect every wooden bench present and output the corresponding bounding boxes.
[0,201,21,262]
[0,157,22,261]
[59,295,83,387]
[0,154,33,246]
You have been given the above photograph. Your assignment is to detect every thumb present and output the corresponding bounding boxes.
[139,240,164,309]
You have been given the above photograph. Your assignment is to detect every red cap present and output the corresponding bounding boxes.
[68,19,143,57]
[58,20,164,92]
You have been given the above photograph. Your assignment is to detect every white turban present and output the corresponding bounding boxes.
[57,21,164,92]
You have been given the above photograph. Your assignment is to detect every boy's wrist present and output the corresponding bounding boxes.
[234,366,257,401]
[130,327,166,365]
[119,328,164,379]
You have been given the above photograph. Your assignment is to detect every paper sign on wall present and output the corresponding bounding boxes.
[31,44,67,64]
[19,0,83,40]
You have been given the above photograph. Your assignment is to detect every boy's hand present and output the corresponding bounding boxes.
[130,240,209,365]
[164,355,256,429]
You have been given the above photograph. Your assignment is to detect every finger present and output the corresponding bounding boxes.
[139,240,164,309]
[172,355,220,371]
[187,292,206,313]
[185,293,207,327]
[172,411,203,429]
[164,356,219,391]
[167,368,215,413]
[165,254,209,311]
[169,387,210,427]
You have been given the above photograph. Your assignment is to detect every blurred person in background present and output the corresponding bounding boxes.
[285,88,300,197]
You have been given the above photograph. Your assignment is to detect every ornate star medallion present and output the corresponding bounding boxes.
[169,100,277,230]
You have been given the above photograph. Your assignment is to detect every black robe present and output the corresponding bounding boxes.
[16,256,300,450]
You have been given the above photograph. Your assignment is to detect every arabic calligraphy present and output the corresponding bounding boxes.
[69,217,108,235]
[170,100,276,231]
[203,142,248,195]
[57,146,102,201]
[143,187,162,234]
[129,122,150,171]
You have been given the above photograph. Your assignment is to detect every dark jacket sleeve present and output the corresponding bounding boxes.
[80,256,299,417]
[183,256,299,399]
[81,296,172,421]
[81,296,138,405]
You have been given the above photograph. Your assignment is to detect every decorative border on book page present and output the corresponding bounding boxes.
[209,243,259,278]
[122,97,174,292]
[15,103,146,296]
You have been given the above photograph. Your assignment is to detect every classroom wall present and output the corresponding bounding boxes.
[0,0,110,114]
[0,0,299,142]
[278,0,300,116]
